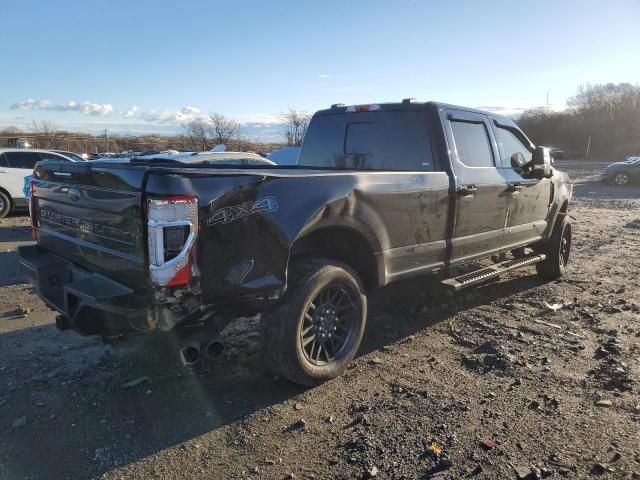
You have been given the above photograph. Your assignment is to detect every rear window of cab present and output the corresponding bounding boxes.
[299,111,436,171]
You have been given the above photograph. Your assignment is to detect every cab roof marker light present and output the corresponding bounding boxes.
[346,104,381,113]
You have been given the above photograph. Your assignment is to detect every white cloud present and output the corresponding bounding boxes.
[10,98,113,116]
[123,105,139,118]
[140,105,203,124]
[8,98,288,127]
[235,113,281,124]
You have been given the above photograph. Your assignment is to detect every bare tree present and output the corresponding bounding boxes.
[0,126,22,147]
[0,126,21,136]
[518,83,640,159]
[279,109,311,146]
[183,117,211,151]
[30,120,67,149]
[208,113,240,146]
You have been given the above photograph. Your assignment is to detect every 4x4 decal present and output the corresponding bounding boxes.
[207,196,278,226]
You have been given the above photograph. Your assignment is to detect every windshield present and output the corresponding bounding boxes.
[55,151,85,162]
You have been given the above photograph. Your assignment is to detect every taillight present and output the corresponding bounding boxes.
[147,195,198,287]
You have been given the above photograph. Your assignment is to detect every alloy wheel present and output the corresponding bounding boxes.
[559,224,571,267]
[615,173,629,185]
[300,282,359,365]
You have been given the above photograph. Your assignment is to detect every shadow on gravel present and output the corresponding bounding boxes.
[0,225,32,243]
[0,250,24,287]
[359,272,546,356]
[0,271,548,479]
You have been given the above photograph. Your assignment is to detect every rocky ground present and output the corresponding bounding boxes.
[0,159,638,480]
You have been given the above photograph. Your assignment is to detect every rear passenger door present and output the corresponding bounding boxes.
[443,110,508,262]
[3,151,41,199]
[491,119,551,248]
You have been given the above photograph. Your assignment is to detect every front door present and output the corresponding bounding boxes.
[442,109,509,262]
[490,119,550,249]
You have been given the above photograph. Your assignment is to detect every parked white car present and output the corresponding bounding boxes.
[267,147,300,165]
[0,149,78,218]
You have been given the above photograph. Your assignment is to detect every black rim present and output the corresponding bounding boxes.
[559,225,571,267]
[300,282,359,366]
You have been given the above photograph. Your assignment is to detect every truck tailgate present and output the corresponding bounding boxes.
[32,161,148,289]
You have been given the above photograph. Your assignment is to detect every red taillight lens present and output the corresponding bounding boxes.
[147,196,198,287]
[346,104,381,112]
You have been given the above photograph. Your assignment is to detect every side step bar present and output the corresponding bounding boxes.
[441,253,546,291]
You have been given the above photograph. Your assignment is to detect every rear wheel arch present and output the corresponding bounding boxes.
[289,226,380,291]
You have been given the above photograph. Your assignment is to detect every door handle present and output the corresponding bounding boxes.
[507,183,523,193]
[457,185,477,198]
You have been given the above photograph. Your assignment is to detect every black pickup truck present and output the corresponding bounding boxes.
[18,100,573,385]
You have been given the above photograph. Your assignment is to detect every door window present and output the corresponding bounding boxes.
[5,151,41,169]
[494,126,533,168]
[0,153,8,167]
[450,120,495,168]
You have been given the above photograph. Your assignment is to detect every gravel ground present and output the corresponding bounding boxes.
[0,159,638,480]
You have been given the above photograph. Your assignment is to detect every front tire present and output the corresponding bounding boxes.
[536,215,571,280]
[261,258,367,386]
[0,191,11,219]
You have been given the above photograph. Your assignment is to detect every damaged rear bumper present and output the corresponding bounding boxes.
[17,245,149,335]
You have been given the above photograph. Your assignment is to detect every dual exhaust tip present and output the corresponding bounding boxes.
[179,336,225,366]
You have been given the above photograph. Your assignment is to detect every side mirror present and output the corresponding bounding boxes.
[511,152,527,169]
[531,146,553,179]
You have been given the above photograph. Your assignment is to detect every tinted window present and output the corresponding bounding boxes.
[39,151,71,161]
[494,126,533,168]
[299,111,435,171]
[0,153,8,167]
[5,151,41,169]
[450,120,495,168]
[54,151,84,162]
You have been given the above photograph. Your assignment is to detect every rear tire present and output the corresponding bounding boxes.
[0,191,11,219]
[261,258,367,386]
[536,215,571,280]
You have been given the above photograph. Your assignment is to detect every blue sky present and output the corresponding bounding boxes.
[1,0,639,140]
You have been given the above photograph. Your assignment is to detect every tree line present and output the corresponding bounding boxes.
[0,109,311,154]
[517,83,640,159]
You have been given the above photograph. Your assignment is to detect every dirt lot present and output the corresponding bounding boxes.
[0,159,638,480]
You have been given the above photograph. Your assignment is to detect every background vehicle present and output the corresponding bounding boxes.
[0,148,79,218]
[19,101,571,385]
[267,146,300,165]
[51,150,87,162]
[602,156,640,185]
